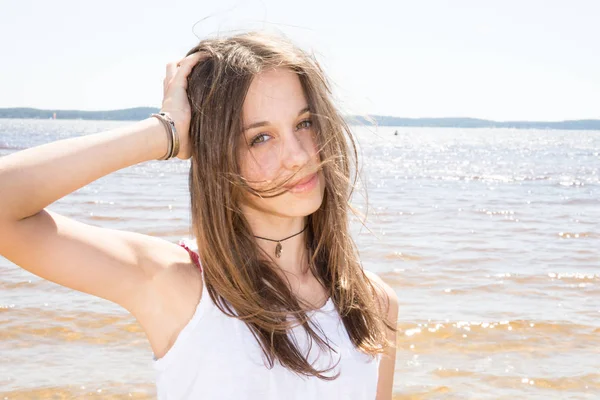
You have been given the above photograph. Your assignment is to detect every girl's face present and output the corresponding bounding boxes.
[238,68,325,218]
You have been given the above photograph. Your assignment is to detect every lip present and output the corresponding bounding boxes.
[286,172,318,193]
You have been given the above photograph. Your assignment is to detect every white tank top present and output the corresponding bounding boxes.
[152,238,381,400]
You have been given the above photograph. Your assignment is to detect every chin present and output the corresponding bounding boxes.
[283,194,324,217]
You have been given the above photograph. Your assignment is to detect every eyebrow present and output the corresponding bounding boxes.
[243,106,310,132]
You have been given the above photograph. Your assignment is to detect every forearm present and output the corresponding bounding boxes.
[0,117,169,222]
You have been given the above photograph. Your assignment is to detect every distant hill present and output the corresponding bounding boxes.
[1,107,599,130]
[0,107,158,121]
[348,115,600,130]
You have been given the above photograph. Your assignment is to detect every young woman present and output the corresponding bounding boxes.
[0,32,398,399]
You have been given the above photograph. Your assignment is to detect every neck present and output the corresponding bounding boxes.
[244,212,310,278]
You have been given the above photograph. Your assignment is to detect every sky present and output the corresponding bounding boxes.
[1,0,598,121]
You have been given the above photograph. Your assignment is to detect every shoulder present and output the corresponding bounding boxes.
[364,270,399,322]
[131,238,204,358]
[364,270,398,304]
[135,237,203,314]
[155,238,203,307]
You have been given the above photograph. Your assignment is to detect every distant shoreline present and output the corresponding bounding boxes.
[1,107,599,130]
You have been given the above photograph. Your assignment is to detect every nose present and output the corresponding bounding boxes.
[280,128,313,171]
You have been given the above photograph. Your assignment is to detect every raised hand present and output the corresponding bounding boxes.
[161,52,207,160]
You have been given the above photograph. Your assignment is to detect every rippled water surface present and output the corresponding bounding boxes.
[1,119,599,399]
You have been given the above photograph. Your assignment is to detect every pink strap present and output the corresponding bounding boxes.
[179,242,202,272]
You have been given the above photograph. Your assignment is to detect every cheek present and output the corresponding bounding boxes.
[239,151,280,188]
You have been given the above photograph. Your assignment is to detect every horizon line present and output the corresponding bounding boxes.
[1,106,599,124]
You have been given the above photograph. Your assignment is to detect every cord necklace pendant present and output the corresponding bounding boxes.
[254,225,308,258]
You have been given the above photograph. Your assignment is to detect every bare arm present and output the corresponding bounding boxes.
[0,53,204,312]
[0,119,180,310]
[0,117,168,222]
[365,270,399,400]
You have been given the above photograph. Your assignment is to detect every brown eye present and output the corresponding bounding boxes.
[296,119,312,130]
[250,133,270,147]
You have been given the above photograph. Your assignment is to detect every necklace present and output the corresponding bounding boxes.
[254,225,308,258]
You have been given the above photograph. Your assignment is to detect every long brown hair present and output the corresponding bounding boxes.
[184,31,395,379]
